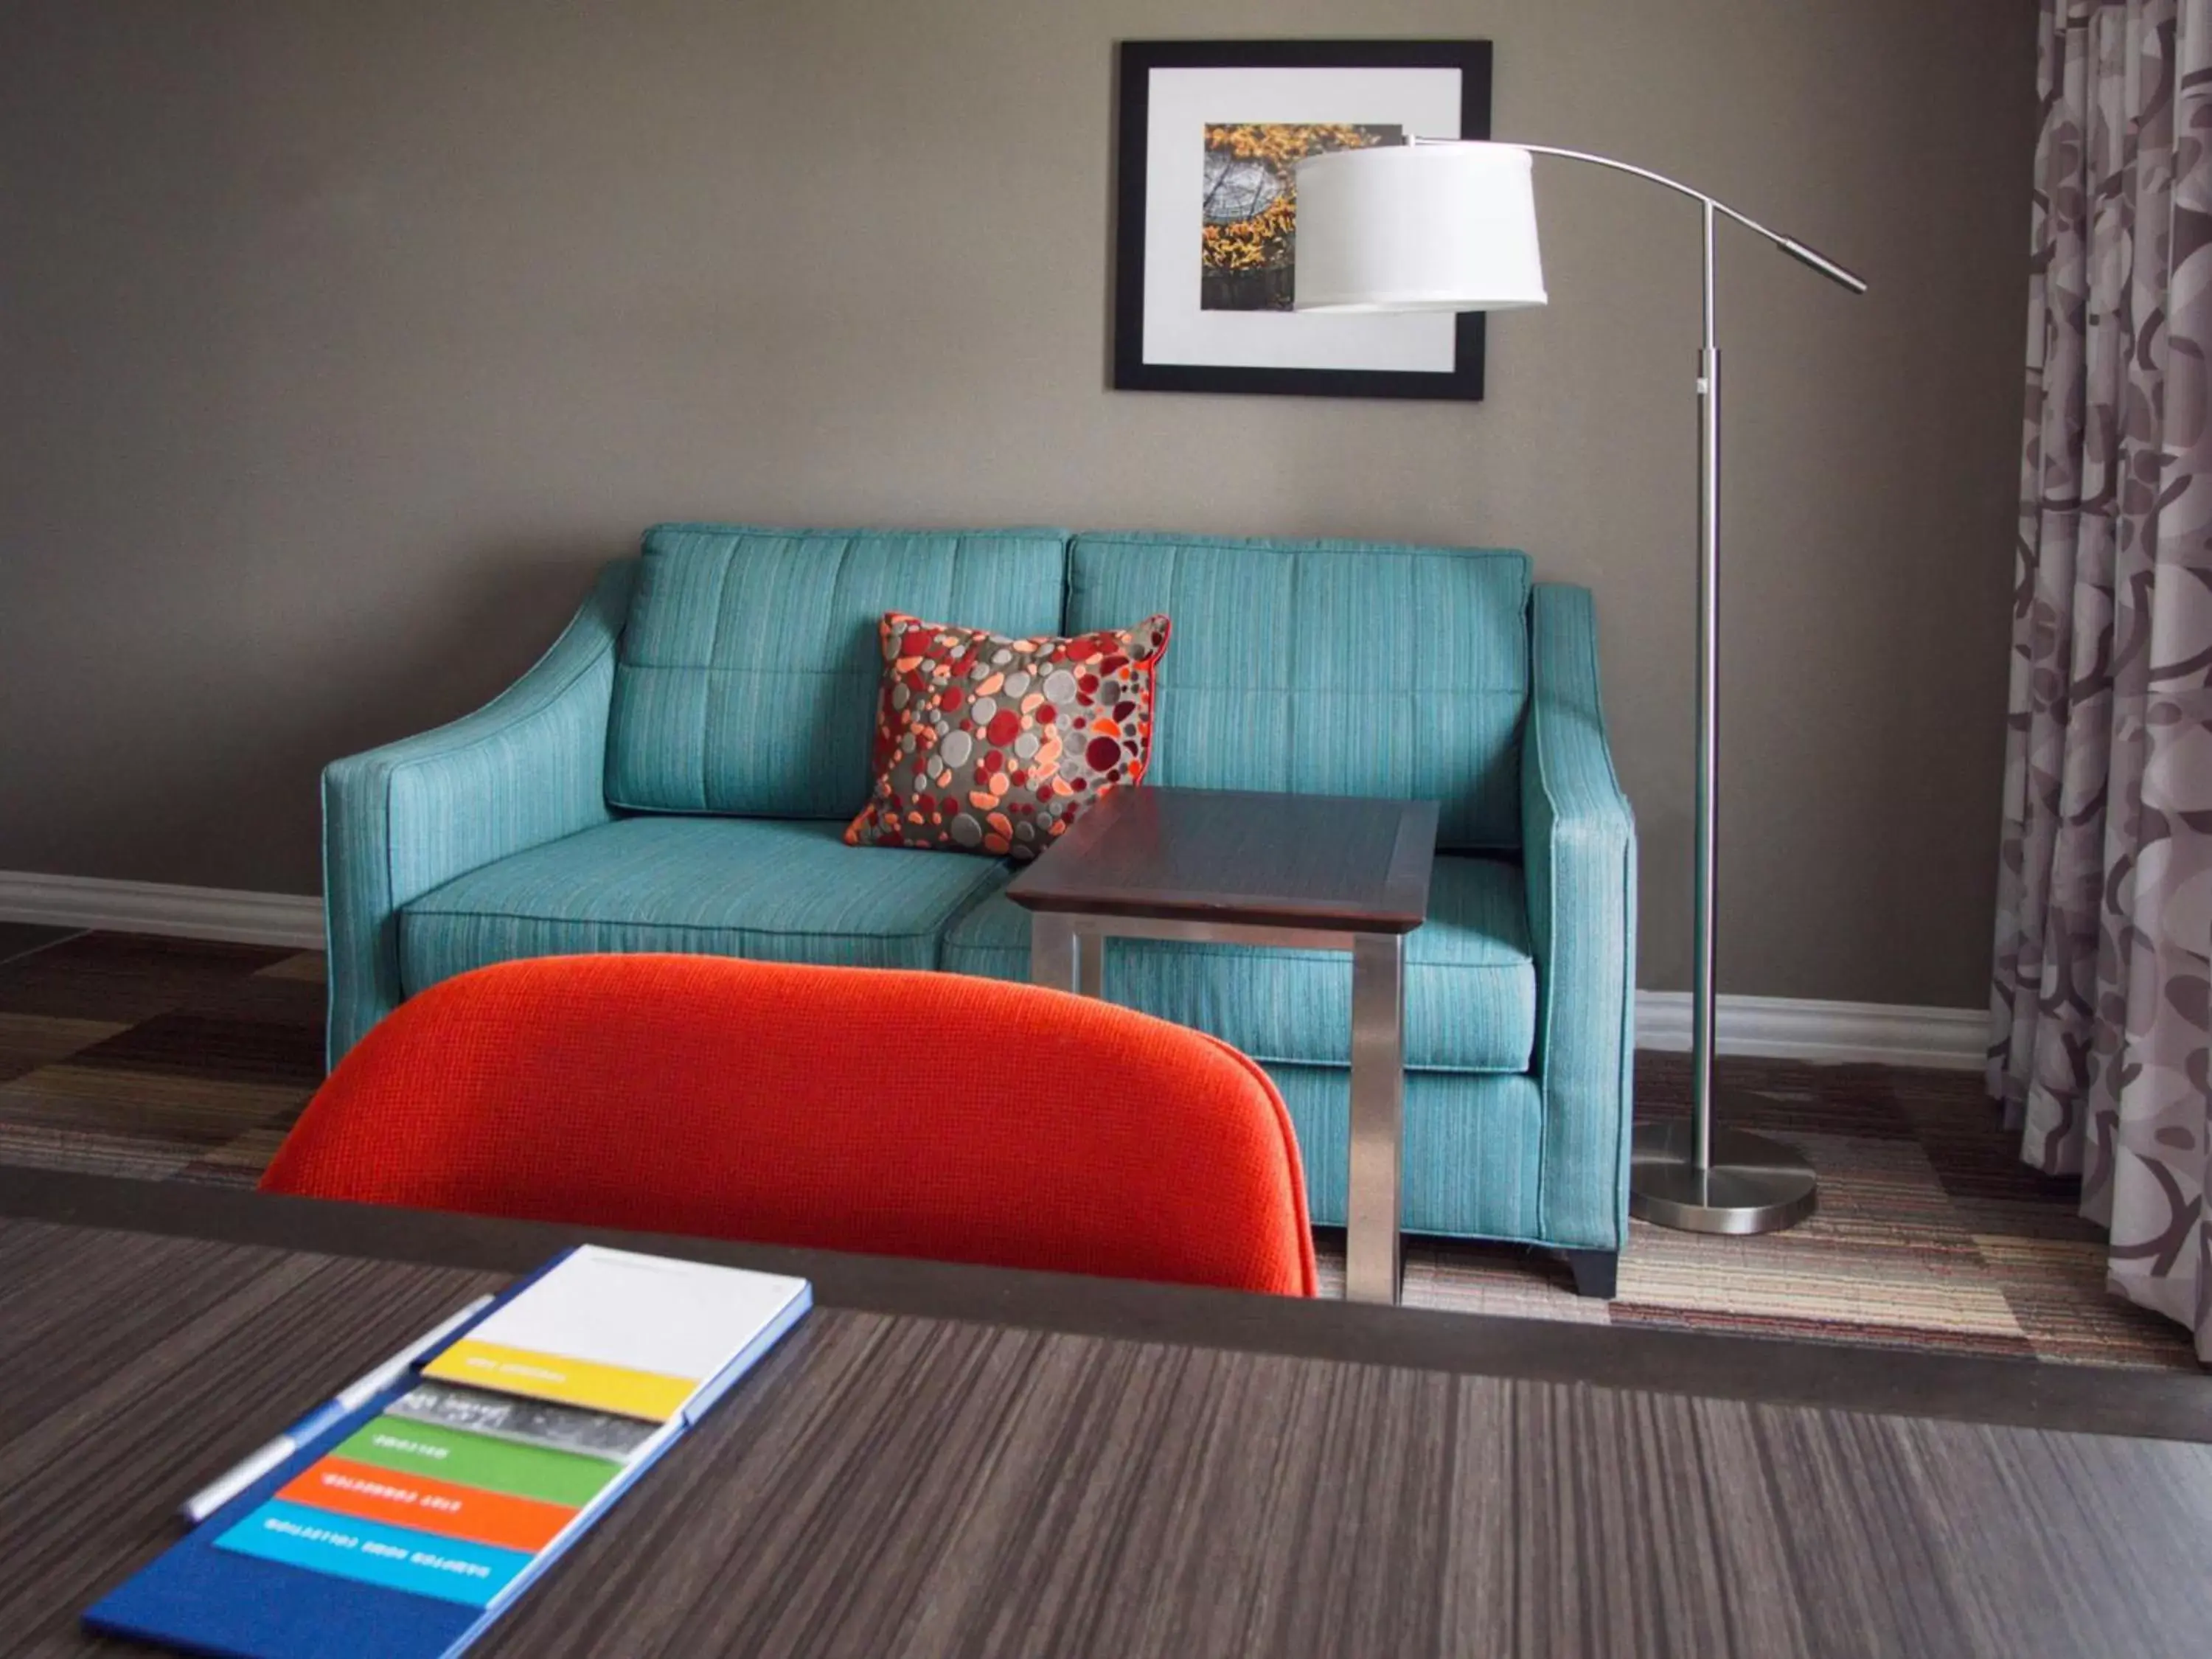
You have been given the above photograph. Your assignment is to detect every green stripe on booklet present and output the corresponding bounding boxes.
[333,1417,623,1509]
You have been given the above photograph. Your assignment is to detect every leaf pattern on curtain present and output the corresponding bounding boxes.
[1992,0,2212,1363]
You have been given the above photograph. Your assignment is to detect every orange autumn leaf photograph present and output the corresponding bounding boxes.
[1200,122,1399,311]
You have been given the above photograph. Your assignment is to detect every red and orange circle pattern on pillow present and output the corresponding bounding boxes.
[844,611,1172,859]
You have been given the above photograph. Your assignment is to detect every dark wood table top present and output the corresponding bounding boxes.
[1006,787,1441,934]
[5,1173,2211,1658]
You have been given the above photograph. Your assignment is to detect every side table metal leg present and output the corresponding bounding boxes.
[1031,914,1080,994]
[1077,931,1106,999]
[1346,933,1405,1305]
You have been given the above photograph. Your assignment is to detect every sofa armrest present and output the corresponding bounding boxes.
[1521,582,1638,1250]
[323,560,635,1064]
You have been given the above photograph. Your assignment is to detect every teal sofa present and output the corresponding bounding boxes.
[324,524,1636,1293]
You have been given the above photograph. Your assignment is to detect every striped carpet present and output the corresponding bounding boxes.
[0,925,2197,1371]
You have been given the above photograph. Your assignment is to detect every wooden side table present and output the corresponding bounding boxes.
[1006,787,1439,1304]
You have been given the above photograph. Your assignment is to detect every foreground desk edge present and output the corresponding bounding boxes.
[0,1167,2202,1445]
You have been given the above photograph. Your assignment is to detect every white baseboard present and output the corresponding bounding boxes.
[1632,990,1986,1071]
[0,870,1987,1070]
[0,871,323,950]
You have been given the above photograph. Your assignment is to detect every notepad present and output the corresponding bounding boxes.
[422,1245,804,1420]
[86,1245,811,1658]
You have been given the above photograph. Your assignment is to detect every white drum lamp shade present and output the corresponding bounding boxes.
[1292,142,1548,314]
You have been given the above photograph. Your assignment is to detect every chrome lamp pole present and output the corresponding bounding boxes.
[1294,139,1867,1235]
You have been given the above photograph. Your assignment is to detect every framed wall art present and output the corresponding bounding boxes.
[1111,39,1494,401]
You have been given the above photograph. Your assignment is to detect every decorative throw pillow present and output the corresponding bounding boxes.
[844,611,1172,859]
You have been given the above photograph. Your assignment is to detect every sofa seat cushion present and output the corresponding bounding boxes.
[941,853,1536,1073]
[400,816,1012,992]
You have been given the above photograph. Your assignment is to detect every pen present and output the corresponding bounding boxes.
[178,1293,496,1525]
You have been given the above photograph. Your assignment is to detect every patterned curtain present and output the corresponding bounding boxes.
[1992,0,2212,1362]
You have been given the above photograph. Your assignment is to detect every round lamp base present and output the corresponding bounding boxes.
[1630,1110,1818,1236]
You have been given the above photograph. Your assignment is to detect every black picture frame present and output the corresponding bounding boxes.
[1112,39,1494,402]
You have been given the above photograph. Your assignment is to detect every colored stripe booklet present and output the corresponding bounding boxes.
[86,1245,812,1659]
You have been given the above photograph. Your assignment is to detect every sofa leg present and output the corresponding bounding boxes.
[1562,1248,1618,1300]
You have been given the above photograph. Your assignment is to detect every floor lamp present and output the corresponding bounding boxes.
[1293,140,1866,1234]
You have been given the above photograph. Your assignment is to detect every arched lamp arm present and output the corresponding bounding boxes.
[1409,137,1869,295]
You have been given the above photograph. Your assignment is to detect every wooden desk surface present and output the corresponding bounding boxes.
[1006,787,1441,933]
[5,1172,2211,1659]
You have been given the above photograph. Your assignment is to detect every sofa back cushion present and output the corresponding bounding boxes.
[1065,532,1530,849]
[608,524,1069,817]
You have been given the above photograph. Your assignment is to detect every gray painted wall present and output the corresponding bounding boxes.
[0,0,2034,1006]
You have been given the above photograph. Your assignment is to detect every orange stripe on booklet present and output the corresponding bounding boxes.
[277,1456,575,1555]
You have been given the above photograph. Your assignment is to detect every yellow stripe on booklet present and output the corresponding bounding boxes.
[423,1338,695,1422]
[422,1245,807,1423]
